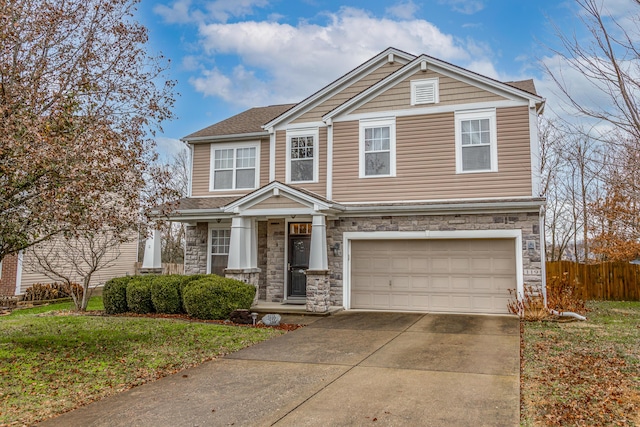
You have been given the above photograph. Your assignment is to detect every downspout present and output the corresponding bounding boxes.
[549,309,587,321]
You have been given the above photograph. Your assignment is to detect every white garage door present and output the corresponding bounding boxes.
[350,239,516,314]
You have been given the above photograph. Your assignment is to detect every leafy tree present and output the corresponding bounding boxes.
[0,0,175,262]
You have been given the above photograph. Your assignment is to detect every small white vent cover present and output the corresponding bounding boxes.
[411,78,439,105]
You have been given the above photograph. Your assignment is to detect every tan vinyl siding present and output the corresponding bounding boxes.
[191,139,270,197]
[259,137,270,185]
[251,196,307,210]
[353,70,506,115]
[275,130,286,182]
[292,62,405,124]
[275,129,327,197]
[331,106,532,202]
[191,143,211,196]
[19,239,138,294]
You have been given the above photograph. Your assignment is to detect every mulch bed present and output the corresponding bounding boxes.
[103,311,304,331]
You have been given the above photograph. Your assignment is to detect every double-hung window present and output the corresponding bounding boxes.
[455,109,497,173]
[210,143,259,191]
[359,118,396,178]
[286,128,318,183]
[209,227,230,276]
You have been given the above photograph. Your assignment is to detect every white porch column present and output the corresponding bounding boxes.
[227,216,244,270]
[228,217,257,270]
[249,218,258,269]
[142,229,162,269]
[308,214,328,270]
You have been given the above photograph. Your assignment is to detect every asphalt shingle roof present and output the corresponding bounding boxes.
[504,79,537,96]
[184,104,296,140]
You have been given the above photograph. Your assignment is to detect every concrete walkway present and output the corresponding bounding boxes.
[39,312,520,427]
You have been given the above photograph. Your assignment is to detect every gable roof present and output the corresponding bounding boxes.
[323,54,545,120]
[504,79,537,96]
[262,47,416,130]
[183,104,295,141]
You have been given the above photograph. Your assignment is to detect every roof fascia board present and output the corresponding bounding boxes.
[263,48,416,129]
[182,131,268,143]
[324,55,544,120]
[223,181,340,213]
[340,200,545,216]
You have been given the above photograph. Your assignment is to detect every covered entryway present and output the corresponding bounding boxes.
[350,238,516,314]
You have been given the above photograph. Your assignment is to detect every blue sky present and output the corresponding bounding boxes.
[135,0,636,159]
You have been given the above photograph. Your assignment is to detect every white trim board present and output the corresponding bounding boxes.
[341,229,524,310]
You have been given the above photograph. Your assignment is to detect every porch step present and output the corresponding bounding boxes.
[251,302,343,317]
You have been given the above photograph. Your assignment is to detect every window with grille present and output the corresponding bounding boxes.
[455,109,497,173]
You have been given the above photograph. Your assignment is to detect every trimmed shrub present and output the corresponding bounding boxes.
[150,275,184,314]
[103,277,134,314]
[126,276,155,314]
[182,277,256,320]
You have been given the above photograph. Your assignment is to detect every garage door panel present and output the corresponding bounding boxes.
[351,238,516,314]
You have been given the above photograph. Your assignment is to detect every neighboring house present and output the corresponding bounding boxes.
[169,47,546,314]
[0,239,137,297]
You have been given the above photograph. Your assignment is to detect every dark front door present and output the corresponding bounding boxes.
[288,224,311,298]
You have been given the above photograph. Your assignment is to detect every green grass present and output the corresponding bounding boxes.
[0,297,284,425]
[521,301,640,426]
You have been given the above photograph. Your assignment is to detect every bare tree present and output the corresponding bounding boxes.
[543,0,640,260]
[143,148,190,264]
[545,0,640,141]
[26,231,129,310]
[0,0,175,262]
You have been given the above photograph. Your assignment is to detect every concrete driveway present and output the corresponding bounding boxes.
[39,312,520,427]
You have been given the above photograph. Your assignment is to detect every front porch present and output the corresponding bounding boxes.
[182,182,345,313]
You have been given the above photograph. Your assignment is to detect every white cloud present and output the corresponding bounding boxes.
[439,0,485,15]
[385,0,420,20]
[154,0,269,24]
[465,59,501,80]
[189,65,277,106]
[155,137,188,161]
[205,0,269,23]
[192,7,474,106]
[536,53,634,130]
[154,0,196,24]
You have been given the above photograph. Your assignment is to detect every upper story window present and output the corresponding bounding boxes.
[286,128,319,183]
[359,117,396,178]
[411,78,439,105]
[455,109,498,173]
[210,142,259,191]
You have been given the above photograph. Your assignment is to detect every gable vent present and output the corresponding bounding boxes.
[411,78,439,105]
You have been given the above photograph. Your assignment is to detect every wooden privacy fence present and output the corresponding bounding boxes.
[546,261,640,301]
[133,262,184,275]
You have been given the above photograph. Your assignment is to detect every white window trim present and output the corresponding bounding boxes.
[207,223,231,274]
[455,108,498,174]
[410,78,439,105]
[209,141,260,192]
[286,128,319,184]
[359,117,396,178]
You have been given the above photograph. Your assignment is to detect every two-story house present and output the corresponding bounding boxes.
[170,47,545,315]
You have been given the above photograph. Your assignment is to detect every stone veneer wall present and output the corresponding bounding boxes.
[185,223,208,274]
[257,221,268,300]
[325,212,542,307]
[266,219,285,302]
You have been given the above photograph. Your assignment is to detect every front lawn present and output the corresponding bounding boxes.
[0,297,284,425]
[521,301,640,426]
